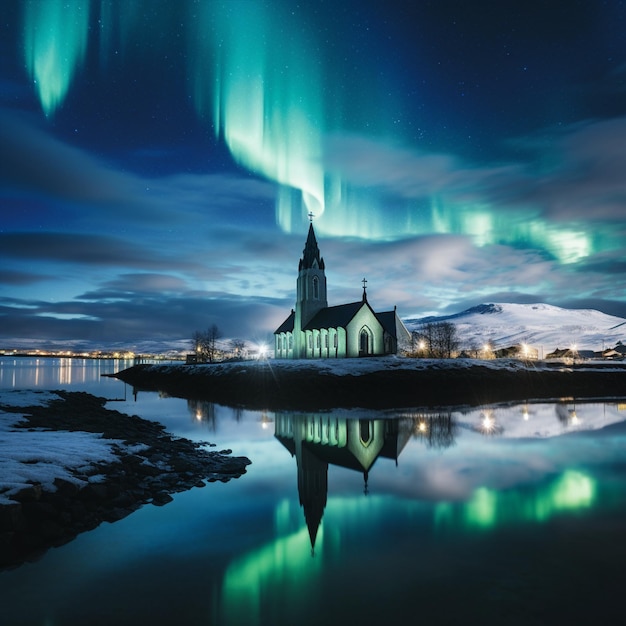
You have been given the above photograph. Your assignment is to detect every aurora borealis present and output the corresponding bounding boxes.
[1,0,626,348]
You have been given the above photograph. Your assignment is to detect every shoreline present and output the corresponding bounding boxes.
[0,390,250,570]
[109,358,626,410]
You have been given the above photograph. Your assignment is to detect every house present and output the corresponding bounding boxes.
[546,347,580,361]
[274,222,410,358]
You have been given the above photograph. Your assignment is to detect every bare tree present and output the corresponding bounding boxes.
[414,322,459,358]
[229,338,246,359]
[204,324,223,363]
[192,324,223,363]
[409,331,428,357]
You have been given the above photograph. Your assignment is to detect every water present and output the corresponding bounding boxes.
[1,356,626,625]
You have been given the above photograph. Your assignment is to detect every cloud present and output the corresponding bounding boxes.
[0,232,202,272]
[540,118,626,222]
[80,273,191,297]
[0,290,287,348]
[0,269,49,286]
[0,108,278,229]
[324,116,626,228]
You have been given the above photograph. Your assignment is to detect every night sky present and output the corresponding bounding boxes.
[1,0,626,351]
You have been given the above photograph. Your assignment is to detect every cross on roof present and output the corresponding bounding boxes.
[362,277,367,290]
[308,211,315,222]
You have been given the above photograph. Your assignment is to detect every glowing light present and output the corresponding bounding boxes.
[436,470,597,531]
[190,2,326,221]
[17,0,618,268]
[480,411,497,434]
[218,525,323,625]
[23,0,90,116]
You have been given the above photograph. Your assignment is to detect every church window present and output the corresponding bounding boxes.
[359,419,373,447]
[324,334,329,348]
[359,326,372,356]
[333,333,338,348]
[316,334,320,349]
[312,276,319,299]
[288,335,293,349]
[278,336,282,350]
[308,334,312,349]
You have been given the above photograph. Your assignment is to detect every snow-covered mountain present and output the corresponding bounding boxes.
[404,303,626,353]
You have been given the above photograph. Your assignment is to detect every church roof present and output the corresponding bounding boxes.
[303,440,377,473]
[299,223,325,271]
[275,309,295,334]
[303,300,366,331]
[375,310,398,338]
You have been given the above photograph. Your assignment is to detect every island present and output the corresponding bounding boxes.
[109,357,626,410]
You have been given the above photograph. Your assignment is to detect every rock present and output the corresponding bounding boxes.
[152,492,173,506]
[53,478,80,497]
[13,484,43,503]
[1,390,252,571]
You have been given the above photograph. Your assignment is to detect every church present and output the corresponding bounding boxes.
[274,222,410,359]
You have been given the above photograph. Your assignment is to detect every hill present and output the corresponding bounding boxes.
[404,303,626,353]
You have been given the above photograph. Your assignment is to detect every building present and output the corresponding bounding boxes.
[274,412,413,551]
[274,222,410,359]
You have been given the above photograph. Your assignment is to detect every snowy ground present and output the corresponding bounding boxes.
[0,390,140,506]
[168,355,626,378]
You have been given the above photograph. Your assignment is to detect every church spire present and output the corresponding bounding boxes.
[299,222,325,271]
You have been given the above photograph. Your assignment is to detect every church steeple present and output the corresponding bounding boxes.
[299,222,325,271]
[294,222,328,356]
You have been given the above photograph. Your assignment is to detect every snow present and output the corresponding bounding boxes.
[142,354,626,380]
[452,401,626,439]
[404,302,626,352]
[0,390,125,505]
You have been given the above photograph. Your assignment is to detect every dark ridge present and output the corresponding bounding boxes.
[109,361,626,411]
[405,303,502,325]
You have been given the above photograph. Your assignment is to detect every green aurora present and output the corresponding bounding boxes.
[20,0,615,265]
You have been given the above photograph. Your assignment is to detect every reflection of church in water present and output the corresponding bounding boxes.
[274,413,414,551]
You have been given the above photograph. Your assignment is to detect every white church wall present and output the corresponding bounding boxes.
[346,306,384,357]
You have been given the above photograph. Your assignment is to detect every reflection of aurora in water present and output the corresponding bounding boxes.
[434,469,596,531]
[19,0,617,264]
[217,470,603,624]
[214,401,618,624]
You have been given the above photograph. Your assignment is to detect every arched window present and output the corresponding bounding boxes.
[359,419,373,447]
[288,335,293,349]
[312,275,319,299]
[359,326,372,356]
